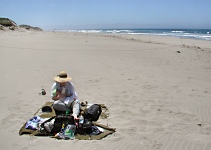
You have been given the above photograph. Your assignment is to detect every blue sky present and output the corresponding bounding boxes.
[0,0,211,30]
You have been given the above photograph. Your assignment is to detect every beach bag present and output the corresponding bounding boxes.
[83,104,102,121]
[41,115,74,134]
[53,115,75,134]
[76,119,92,135]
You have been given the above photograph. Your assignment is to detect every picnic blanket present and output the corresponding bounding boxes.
[19,101,116,140]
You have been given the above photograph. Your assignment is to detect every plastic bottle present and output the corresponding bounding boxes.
[61,124,65,132]
[64,125,76,139]
[79,115,84,124]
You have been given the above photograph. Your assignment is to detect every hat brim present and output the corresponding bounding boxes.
[54,76,72,83]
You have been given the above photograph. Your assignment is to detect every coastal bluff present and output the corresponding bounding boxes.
[0,17,42,31]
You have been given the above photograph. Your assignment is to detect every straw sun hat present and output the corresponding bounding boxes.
[54,71,72,83]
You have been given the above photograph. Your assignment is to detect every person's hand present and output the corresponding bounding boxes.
[72,115,78,120]
[73,116,79,126]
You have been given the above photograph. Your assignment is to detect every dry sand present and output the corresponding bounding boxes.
[0,30,211,150]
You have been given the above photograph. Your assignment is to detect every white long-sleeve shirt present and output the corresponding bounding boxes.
[51,81,78,101]
[51,81,80,117]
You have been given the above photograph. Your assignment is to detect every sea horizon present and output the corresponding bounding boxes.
[53,28,211,41]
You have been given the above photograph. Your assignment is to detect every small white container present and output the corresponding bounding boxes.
[62,88,66,94]
[79,115,84,124]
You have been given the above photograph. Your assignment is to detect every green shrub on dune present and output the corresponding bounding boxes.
[0,18,16,26]
[0,17,42,31]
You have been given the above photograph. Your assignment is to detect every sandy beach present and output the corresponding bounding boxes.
[0,30,211,150]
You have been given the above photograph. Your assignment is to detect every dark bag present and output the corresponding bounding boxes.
[41,115,74,134]
[53,115,74,134]
[83,104,102,121]
[76,119,92,135]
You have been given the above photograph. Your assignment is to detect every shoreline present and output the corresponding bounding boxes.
[50,28,211,41]
[2,30,210,50]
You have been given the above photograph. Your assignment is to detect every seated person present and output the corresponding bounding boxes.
[51,71,80,119]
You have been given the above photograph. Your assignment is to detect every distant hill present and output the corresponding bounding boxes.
[19,24,43,31]
[0,17,42,31]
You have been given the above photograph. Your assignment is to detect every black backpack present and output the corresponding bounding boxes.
[53,115,74,134]
[83,104,102,121]
[76,119,93,135]
[41,115,75,135]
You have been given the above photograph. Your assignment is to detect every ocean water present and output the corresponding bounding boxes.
[64,29,211,41]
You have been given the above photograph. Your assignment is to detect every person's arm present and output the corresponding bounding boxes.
[52,91,61,101]
[52,90,66,101]
[51,83,65,101]
[72,99,80,119]
[66,82,75,97]
[65,92,72,97]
